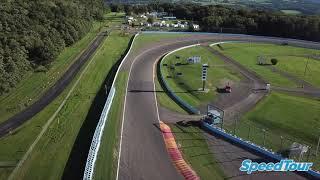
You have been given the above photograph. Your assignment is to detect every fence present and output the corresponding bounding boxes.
[83,33,139,180]
[202,122,320,179]
[222,119,320,170]
[83,87,115,180]
[158,44,201,114]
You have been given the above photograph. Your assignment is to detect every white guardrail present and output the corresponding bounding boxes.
[83,33,139,180]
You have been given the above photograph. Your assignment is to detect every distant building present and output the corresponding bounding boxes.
[187,56,201,64]
[192,24,200,30]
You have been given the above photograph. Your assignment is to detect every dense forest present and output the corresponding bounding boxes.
[106,0,320,15]
[0,0,105,95]
[115,3,320,41]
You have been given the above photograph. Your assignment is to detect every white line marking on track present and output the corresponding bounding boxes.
[116,39,205,180]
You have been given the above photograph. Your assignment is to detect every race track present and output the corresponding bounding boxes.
[116,32,320,180]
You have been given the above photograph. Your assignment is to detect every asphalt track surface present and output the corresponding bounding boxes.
[117,33,320,180]
[0,31,107,137]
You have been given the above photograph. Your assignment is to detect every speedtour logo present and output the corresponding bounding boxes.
[240,159,313,174]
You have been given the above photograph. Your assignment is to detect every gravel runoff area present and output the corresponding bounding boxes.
[116,32,320,180]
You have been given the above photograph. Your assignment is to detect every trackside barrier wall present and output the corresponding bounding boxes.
[201,122,320,179]
[83,87,115,180]
[83,33,139,180]
[159,44,201,114]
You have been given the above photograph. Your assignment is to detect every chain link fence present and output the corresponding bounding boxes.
[222,119,320,171]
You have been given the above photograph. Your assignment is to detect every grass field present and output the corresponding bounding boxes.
[213,43,320,88]
[155,75,188,114]
[0,13,131,179]
[170,124,225,179]
[93,72,128,180]
[0,13,126,125]
[161,46,242,108]
[224,92,320,169]
[6,31,131,180]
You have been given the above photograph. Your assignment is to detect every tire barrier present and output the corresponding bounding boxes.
[201,122,320,179]
[83,33,139,180]
[158,44,201,115]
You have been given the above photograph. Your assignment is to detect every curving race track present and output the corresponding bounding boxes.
[115,32,320,180]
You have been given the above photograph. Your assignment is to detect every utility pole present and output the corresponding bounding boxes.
[304,56,310,77]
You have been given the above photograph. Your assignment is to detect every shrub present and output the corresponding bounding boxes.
[271,58,278,65]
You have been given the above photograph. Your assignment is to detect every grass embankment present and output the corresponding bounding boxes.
[213,43,320,88]
[0,16,131,180]
[93,72,128,180]
[6,32,131,180]
[170,124,225,179]
[161,46,242,108]
[0,13,125,124]
[224,92,320,169]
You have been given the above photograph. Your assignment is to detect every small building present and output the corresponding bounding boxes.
[192,24,200,30]
[187,56,201,64]
[179,24,185,28]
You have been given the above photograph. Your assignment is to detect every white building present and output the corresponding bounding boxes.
[187,56,201,64]
[192,24,200,30]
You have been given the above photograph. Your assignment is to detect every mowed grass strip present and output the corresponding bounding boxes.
[0,13,124,124]
[0,31,132,180]
[93,72,128,180]
[273,55,320,87]
[155,75,187,114]
[224,92,320,169]
[161,46,242,108]
[170,124,225,180]
[0,22,99,123]
[237,92,320,145]
[213,43,320,88]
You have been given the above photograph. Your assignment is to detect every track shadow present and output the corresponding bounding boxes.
[62,35,134,180]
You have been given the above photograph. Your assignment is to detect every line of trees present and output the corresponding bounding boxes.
[0,0,105,95]
[114,3,320,41]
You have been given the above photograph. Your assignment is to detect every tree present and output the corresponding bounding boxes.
[271,58,278,65]
[147,17,154,24]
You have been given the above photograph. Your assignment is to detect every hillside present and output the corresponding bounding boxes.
[0,0,104,95]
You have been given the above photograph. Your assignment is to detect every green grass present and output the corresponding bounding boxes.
[155,75,187,114]
[0,29,132,180]
[213,43,320,88]
[11,32,131,180]
[93,72,128,180]
[224,92,320,170]
[161,46,242,108]
[170,124,225,180]
[0,13,124,124]
[273,55,320,87]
